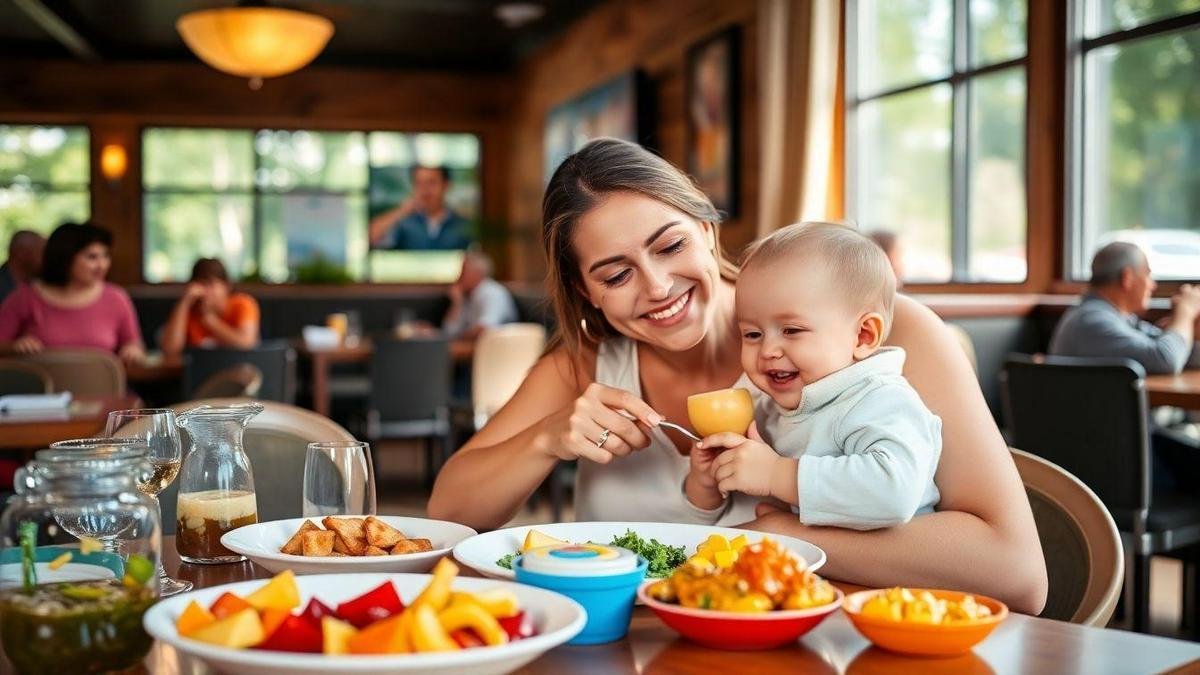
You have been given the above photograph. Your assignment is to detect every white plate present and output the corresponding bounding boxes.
[221,516,477,575]
[144,572,585,675]
[452,521,827,580]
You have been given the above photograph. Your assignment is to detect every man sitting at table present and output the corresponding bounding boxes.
[1050,241,1200,373]
[1050,241,1200,490]
[442,250,517,346]
[160,258,260,357]
[368,166,472,251]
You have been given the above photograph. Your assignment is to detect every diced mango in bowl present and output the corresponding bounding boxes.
[689,534,750,569]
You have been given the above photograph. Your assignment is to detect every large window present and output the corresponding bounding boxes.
[847,0,1028,283]
[142,128,480,283]
[0,125,90,245]
[1069,0,1200,280]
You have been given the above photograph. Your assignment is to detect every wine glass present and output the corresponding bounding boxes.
[105,409,192,596]
[303,441,376,517]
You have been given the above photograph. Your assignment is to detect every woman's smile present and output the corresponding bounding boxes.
[641,288,693,327]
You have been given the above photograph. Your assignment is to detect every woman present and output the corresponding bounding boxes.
[159,258,260,357]
[0,222,144,364]
[428,139,1047,614]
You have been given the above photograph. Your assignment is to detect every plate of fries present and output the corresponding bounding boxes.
[221,516,478,575]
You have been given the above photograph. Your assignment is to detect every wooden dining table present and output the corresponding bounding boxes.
[14,536,1192,675]
[0,393,142,450]
[1146,369,1200,411]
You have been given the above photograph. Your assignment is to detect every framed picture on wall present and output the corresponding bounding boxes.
[543,71,655,184]
[686,26,740,216]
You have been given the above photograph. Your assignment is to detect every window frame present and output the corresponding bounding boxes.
[845,0,1030,284]
[1064,3,1200,283]
[139,124,483,284]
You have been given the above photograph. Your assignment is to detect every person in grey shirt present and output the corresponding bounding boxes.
[1049,241,1200,491]
[442,250,518,341]
[1049,241,1200,373]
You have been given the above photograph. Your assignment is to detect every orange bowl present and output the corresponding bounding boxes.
[687,388,754,437]
[842,589,1007,657]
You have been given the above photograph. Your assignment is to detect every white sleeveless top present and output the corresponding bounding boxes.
[573,337,759,524]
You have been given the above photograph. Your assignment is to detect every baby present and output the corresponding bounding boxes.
[684,222,941,530]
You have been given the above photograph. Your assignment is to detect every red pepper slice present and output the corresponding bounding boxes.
[450,628,486,648]
[497,611,536,641]
[299,598,336,627]
[335,581,405,628]
[254,615,323,653]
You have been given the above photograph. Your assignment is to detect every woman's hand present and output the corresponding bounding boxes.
[12,335,43,354]
[118,343,145,366]
[535,383,662,465]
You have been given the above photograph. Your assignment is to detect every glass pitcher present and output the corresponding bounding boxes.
[175,403,262,564]
[0,444,160,675]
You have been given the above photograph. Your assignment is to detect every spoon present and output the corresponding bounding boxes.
[656,420,703,442]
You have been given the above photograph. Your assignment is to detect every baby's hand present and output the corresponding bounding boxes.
[683,443,724,509]
[704,423,789,499]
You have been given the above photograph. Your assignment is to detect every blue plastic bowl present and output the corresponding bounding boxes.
[514,555,648,645]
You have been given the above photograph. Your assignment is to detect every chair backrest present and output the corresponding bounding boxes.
[160,397,356,533]
[190,363,263,400]
[369,337,450,422]
[946,323,978,374]
[0,359,53,395]
[1001,353,1150,516]
[21,349,125,396]
[472,323,546,425]
[1011,448,1123,626]
[183,341,296,404]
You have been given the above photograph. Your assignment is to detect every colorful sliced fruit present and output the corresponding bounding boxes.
[411,604,459,652]
[209,591,253,620]
[521,529,567,553]
[245,570,300,611]
[259,607,291,639]
[498,611,536,641]
[189,608,264,649]
[321,616,358,655]
[254,615,323,653]
[175,600,215,636]
[450,629,485,648]
[439,601,507,646]
[336,580,405,628]
[346,613,410,655]
[299,597,336,627]
[450,588,519,618]
[411,558,457,612]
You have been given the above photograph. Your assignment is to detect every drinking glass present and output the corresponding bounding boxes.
[303,441,376,517]
[105,409,192,596]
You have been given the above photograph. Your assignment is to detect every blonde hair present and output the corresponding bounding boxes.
[541,138,738,360]
[741,221,896,334]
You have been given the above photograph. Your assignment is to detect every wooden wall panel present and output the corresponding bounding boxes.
[505,0,761,281]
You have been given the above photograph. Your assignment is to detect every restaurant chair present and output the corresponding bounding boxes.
[183,340,297,404]
[160,397,356,533]
[0,359,54,395]
[21,348,125,396]
[1002,353,1200,632]
[1011,448,1123,626]
[367,337,451,488]
[190,363,263,400]
[471,323,546,429]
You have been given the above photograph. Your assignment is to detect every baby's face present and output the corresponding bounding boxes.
[736,260,864,410]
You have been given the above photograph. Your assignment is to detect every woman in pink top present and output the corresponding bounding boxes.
[0,222,144,364]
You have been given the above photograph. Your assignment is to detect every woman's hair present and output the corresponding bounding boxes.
[41,221,112,287]
[190,257,230,284]
[541,138,738,359]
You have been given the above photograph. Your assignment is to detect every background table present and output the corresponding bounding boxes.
[1146,370,1200,411]
[0,394,142,450]
[16,535,1191,675]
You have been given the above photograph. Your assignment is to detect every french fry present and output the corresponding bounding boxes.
[301,530,335,557]
[411,604,459,652]
[364,517,405,549]
[280,520,320,555]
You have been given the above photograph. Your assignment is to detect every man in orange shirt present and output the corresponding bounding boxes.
[160,258,260,356]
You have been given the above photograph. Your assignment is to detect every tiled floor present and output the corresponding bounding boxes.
[373,439,1195,642]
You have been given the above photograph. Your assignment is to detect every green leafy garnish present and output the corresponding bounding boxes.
[606,529,687,579]
[496,552,518,570]
[125,554,154,585]
[18,521,37,592]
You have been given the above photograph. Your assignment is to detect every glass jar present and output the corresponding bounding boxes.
[175,403,262,564]
[0,443,161,675]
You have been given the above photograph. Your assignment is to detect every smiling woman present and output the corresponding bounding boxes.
[428,139,1047,614]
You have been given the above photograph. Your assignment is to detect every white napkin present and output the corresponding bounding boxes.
[0,392,73,414]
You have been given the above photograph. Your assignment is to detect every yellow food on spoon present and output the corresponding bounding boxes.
[521,529,567,553]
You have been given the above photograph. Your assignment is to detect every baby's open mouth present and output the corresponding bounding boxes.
[765,369,799,385]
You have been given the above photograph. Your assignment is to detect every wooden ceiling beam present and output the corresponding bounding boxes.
[13,0,100,62]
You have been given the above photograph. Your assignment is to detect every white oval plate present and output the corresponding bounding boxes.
[221,516,477,575]
[144,572,585,675]
[452,522,827,580]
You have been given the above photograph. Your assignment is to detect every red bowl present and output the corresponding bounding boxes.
[637,581,843,650]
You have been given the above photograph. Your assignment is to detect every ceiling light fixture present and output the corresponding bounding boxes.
[495,2,545,29]
[176,2,334,90]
